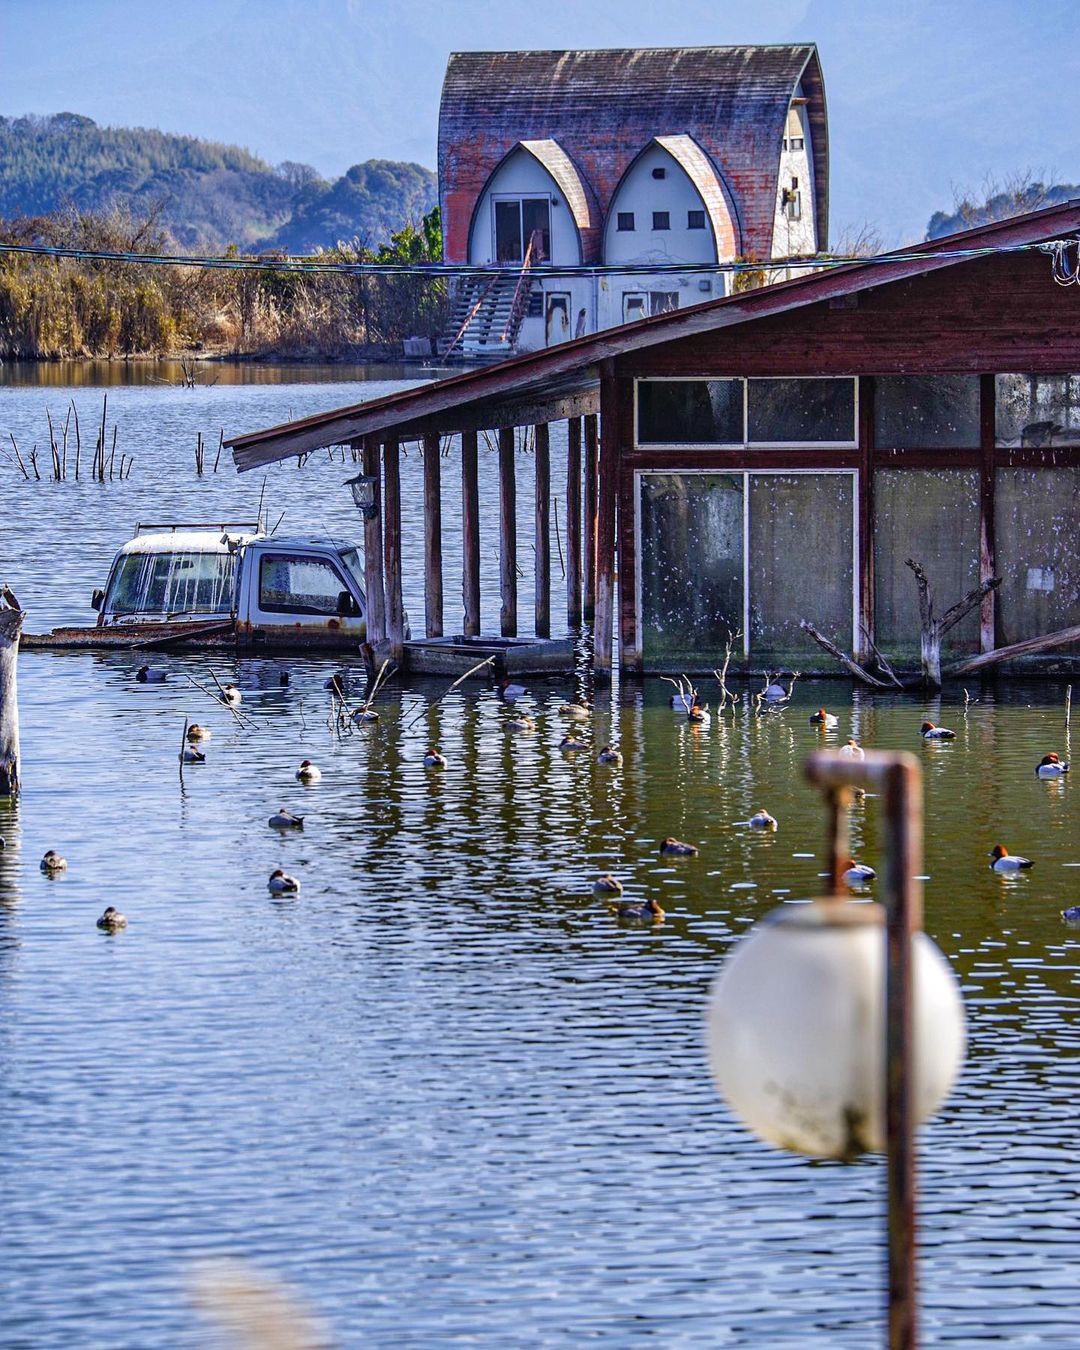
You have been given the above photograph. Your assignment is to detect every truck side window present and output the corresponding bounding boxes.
[259,555,352,615]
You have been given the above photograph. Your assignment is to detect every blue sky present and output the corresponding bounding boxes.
[3,0,1077,245]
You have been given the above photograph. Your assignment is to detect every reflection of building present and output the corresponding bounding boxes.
[438,46,827,357]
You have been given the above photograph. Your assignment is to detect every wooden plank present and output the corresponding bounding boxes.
[858,376,875,657]
[498,426,517,637]
[393,390,599,440]
[360,438,386,647]
[979,373,996,653]
[593,362,619,672]
[534,423,551,639]
[461,429,481,637]
[423,433,444,639]
[583,413,599,620]
[566,417,582,626]
[383,437,405,659]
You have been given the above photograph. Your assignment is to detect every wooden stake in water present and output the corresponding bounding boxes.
[1066,685,1072,730]
[0,604,23,797]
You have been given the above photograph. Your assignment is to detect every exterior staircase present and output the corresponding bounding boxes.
[440,231,542,361]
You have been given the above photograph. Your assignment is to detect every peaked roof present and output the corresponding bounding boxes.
[227,199,1080,472]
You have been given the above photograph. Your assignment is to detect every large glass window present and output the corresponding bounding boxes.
[637,380,743,444]
[639,474,744,667]
[747,378,856,444]
[105,550,235,617]
[259,554,351,615]
[874,375,980,448]
[996,374,1080,447]
[994,468,1080,647]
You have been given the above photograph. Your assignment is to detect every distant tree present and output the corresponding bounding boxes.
[926,170,1080,239]
[276,161,323,192]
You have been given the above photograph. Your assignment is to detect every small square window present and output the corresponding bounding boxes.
[617,212,635,232]
[687,210,706,230]
[651,166,666,180]
[652,211,670,231]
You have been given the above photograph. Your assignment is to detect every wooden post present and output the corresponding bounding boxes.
[534,423,551,638]
[461,430,481,637]
[583,414,598,620]
[383,438,405,659]
[0,605,22,797]
[423,433,444,639]
[498,426,517,637]
[566,417,582,626]
[858,377,875,659]
[359,439,385,648]
[978,372,997,654]
[593,363,619,673]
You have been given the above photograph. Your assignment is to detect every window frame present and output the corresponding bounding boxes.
[634,376,860,450]
[257,551,355,617]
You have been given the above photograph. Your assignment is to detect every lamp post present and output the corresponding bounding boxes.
[344,471,380,520]
[706,751,966,1350]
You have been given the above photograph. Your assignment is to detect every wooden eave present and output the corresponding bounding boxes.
[226,199,1080,472]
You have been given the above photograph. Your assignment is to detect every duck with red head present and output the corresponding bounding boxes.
[989,845,1033,871]
[920,721,956,740]
[1035,753,1070,778]
[809,708,838,728]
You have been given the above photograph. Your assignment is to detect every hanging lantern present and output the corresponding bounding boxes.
[344,472,379,520]
[706,898,966,1161]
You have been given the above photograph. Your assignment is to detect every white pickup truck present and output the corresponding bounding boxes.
[24,521,389,653]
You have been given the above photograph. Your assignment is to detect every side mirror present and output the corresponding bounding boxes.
[91,588,105,612]
[337,590,357,618]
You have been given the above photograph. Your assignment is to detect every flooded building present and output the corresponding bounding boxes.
[437,45,828,358]
[227,201,1080,679]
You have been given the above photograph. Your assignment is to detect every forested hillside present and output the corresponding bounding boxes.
[0,113,436,251]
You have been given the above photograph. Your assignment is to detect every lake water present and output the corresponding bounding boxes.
[1,365,1078,1347]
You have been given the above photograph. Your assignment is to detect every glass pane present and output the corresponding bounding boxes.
[637,379,743,444]
[748,474,853,663]
[747,378,856,443]
[106,554,147,614]
[640,473,744,669]
[874,375,980,448]
[995,469,1080,650]
[521,198,550,260]
[996,374,1080,446]
[874,470,980,658]
[494,200,522,263]
[260,555,346,615]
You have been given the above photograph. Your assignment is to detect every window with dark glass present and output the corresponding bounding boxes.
[652,211,670,231]
[651,167,666,179]
[637,379,743,444]
[995,374,1080,446]
[259,555,351,615]
[747,378,856,443]
[875,375,980,448]
[687,210,706,229]
[616,212,635,231]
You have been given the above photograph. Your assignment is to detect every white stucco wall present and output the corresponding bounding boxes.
[771,96,817,262]
[603,143,719,268]
[467,148,582,266]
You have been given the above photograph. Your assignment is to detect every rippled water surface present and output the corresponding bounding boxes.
[1,367,1079,1347]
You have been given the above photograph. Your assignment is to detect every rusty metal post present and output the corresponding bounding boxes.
[806,750,922,1350]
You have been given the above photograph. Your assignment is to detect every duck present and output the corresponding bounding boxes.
[839,738,865,759]
[687,701,711,725]
[615,897,666,923]
[186,724,212,742]
[597,745,623,765]
[295,759,322,783]
[559,700,590,721]
[660,836,699,857]
[593,873,624,896]
[1036,753,1070,778]
[499,679,529,702]
[989,844,1033,871]
[920,721,956,740]
[96,906,127,931]
[423,748,448,768]
[842,859,876,885]
[135,665,167,683]
[221,683,242,706]
[40,849,67,873]
[180,745,206,764]
[267,868,300,893]
[268,807,305,830]
[1061,906,1080,923]
[748,809,778,830]
[507,713,536,732]
[809,708,838,728]
[559,735,589,753]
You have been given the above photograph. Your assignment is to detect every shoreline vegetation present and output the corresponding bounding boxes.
[0,204,448,362]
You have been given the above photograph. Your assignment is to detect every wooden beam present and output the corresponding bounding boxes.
[461,429,481,637]
[534,423,551,639]
[593,362,619,673]
[359,438,385,647]
[583,413,598,620]
[394,390,599,441]
[498,426,517,637]
[383,438,404,659]
[423,433,443,638]
[566,417,582,626]
[979,372,996,654]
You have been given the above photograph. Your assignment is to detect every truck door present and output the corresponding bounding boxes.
[246,549,366,648]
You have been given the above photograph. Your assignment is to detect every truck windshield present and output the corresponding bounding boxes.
[106,550,237,617]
